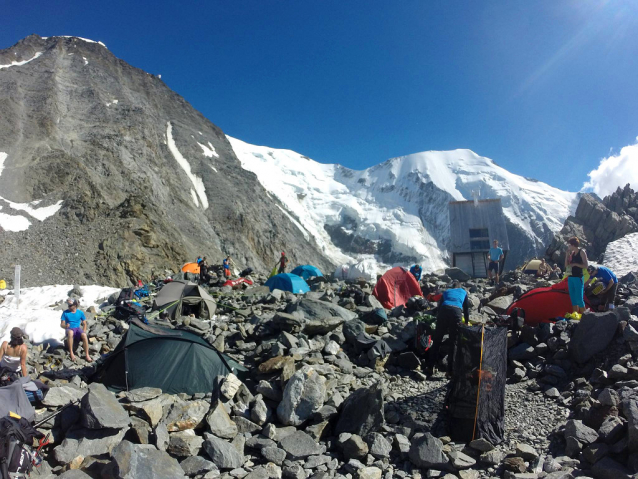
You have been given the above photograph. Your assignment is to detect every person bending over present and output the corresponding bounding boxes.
[586,265,618,311]
[426,281,470,378]
[60,299,92,362]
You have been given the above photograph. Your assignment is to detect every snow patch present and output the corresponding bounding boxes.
[105,99,118,107]
[0,152,6,176]
[0,208,31,232]
[190,188,199,207]
[58,36,107,48]
[0,197,63,221]
[604,232,638,278]
[0,51,43,70]
[166,122,208,209]
[0,284,119,345]
[83,56,88,65]
[209,165,218,173]
[197,141,219,158]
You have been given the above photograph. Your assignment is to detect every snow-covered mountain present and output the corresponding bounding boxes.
[230,137,579,274]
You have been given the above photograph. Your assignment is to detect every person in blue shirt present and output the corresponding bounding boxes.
[409,264,422,282]
[586,265,618,311]
[60,299,92,362]
[196,256,203,264]
[426,281,470,378]
[488,240,504,284]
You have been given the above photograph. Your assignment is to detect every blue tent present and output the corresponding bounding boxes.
[290,265,324,280]
[265,274,310,294]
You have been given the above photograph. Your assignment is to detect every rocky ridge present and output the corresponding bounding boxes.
[546,184,638,266]
[0,35,332,287]
[16,264,638,479]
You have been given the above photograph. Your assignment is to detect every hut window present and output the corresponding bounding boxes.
[469,228,489,239]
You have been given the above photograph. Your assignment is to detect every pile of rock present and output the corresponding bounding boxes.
[18,266,638,478]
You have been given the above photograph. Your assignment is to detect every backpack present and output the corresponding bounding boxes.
[0,368,20,388]
[116,288,135,305]
[414,315,437,357]
[0,416,45,479]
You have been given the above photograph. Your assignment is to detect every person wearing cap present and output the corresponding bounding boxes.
[0,327,28,378]
[60,299,92,362]
[585,265,618,311]
[278,252,289,274]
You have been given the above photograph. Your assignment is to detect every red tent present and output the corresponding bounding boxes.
[505,279,591,326]
[223,278,254,288]
[373,267,422,309]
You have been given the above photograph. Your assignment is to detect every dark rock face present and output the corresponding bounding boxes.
[334,383,384,436]
[570,310,623,364]
[0,35,332,287]
[546,188,638,265]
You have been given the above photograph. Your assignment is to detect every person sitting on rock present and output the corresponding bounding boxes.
[536,259,551,278]
[60,299,92,362]
[488,240,504,284]
[425,281,470,378]
[409,264,422,282]
[585,265,618,311]
[0,327,28,380]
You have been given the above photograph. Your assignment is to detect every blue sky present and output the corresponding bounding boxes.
[3,0,638,192]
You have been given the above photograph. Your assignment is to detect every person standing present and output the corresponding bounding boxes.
[60,299,92,362]
[409,264,422,282]
[278,252,289,274]
[0,327,28,379]
[586,265,618,311]
[565,237,588,315]
[199,257,210,284]
[426,281,470,377]
[488,240,504,284]
[223,256,232,279]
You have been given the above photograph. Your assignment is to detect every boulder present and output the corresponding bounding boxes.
[110,440,186,479]
[487,295,513,314]
[591,456,632,479]
[338,433,369,460]
[623,398,638,452]
[206,401,238,439]
[303,317,346,335]
[367,432,392,458]
[202,433,245,470]
[42,385,86,407]
[570,310,622,363]
[335,383,384,436]
[357,467,382,479]
[179,456,218,477]
[81,383,130,430]
[279,430,326,459]
[57,472,92,479]
[564,419,599,444]
[408,433,450,470]
[124,398,164,427]
[165,400,210,432]
[122,387,162,402]
[277,367,326,426]
[445,268,471,282]
[54,427,129,465]
[286,298,357,322]
[168,429,204,457]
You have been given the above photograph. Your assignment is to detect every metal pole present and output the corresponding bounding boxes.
[14,265,21,310]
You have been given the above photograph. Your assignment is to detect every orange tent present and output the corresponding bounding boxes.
[372,266,422,309]
[181,262,200,274]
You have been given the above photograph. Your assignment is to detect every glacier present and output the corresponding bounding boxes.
[230,137,579,276]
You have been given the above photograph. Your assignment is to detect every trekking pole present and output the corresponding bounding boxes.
[34,399,81,428]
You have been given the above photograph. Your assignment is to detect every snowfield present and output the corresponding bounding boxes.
[604,232,638,278]
[0,285,119,346]
[230,137,578,276]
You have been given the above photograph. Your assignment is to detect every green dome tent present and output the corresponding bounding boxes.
[95,320,246,395]
[153,280,217,320]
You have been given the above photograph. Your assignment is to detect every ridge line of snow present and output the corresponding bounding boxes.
[0,51,43,70]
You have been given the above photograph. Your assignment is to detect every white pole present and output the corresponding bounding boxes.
[15,265,21,310]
